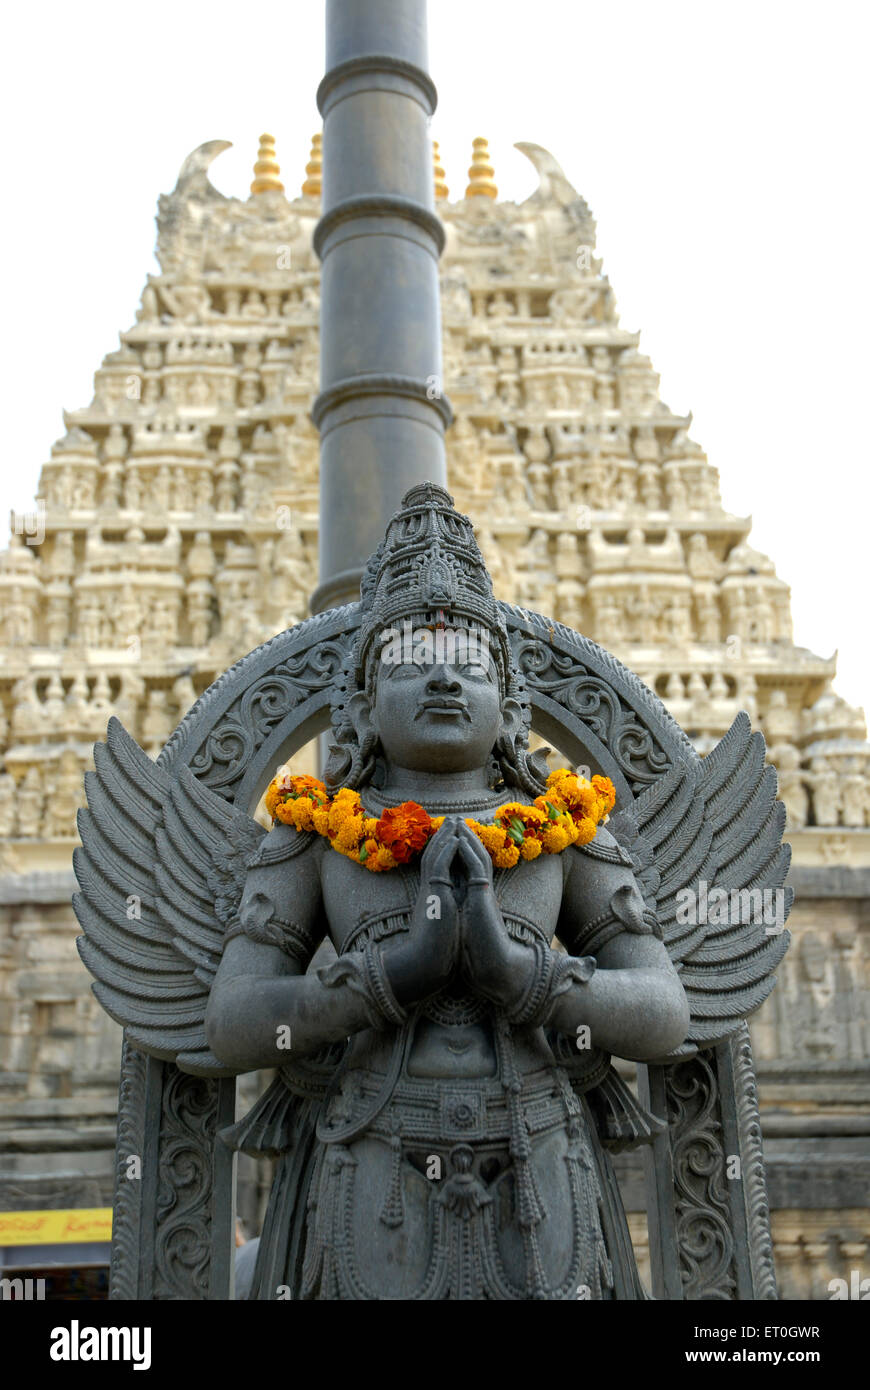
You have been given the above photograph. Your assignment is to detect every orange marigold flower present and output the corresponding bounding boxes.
[274,800,296,826]
[592,775,616,813]
[376,801,434,864]
[495,802,547,846]
[284,773,328,801]
[365,843,397,872]
[311,804,331,836]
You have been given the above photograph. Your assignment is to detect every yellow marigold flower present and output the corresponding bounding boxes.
[274,801,295,826]
[431,816,445,831]
[328,799,355,834]
[520,838,543,861]
[291,799,314,831]
[311,804,331,836]
[363,818,380,837]
[334,787,361,807]
[546,767,572,788]
[475,824,507,854]
[544,779,572,808]
[542,823,572,853]
[335,814,365,852]
[573,816,598,846]
[550,777,589,814]
[494,843,521,869]
[265,781,281,818]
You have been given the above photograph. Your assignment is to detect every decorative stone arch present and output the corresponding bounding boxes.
[104,604,777,1300]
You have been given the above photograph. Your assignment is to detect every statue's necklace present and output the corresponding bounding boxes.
[264,769,615,873]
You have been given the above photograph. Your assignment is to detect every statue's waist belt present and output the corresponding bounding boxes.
[326,1066,573,1145]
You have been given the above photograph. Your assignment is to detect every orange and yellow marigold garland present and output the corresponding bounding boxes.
[264,766,616,873]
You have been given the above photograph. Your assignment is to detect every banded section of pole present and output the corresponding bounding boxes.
[310,0,451,615]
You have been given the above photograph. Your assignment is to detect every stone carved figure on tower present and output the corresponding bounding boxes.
[74,485,791,1301]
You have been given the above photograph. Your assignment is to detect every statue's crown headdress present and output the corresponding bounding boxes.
[355,483,510,689]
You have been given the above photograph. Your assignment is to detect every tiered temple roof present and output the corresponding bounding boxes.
[1,134,866,877]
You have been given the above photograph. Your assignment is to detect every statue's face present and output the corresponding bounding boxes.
[370,636,503,773]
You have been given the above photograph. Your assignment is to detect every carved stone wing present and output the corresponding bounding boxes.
[610,712,791,1051]
[73,716,265,1075]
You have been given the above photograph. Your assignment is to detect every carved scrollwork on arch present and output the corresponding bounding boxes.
[188,635,352,794]
[509,631,673,792]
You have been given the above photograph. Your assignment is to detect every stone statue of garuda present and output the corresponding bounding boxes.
[74,484,790,1300]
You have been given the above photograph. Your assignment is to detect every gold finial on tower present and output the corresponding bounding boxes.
[301,132,322,197]
[433,140,448,201]
[465,137,497,199]
[250,133,284,195]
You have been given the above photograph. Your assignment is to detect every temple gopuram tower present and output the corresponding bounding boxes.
[0,134,867,1297]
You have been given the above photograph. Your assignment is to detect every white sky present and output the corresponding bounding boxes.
[2,0,868,713]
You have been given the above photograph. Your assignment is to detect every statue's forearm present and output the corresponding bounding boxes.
[548,963,690,1060]
[206,970,374,1072]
